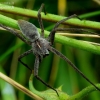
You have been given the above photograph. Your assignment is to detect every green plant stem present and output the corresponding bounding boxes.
[0,14,17,28]
[68,84,100,100]
[79,10,100,19]
[29,73,69,100]
[0,4,100,30]
[29,72,100,100]
[0,14,100,55]
[1,69,100,100]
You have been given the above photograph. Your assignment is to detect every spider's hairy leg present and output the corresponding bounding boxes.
[18,49,33,71]
[0,24,31,45]
[49,46,100,92]
[38,3,46,37]
[34,55,59,96]
[48,14,81,45]
[52,28,100,36]
[53,14,81,29]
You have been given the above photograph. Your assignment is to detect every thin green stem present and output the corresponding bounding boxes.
[79,10,100,19]
[68,84,100,100]
[29,72,100,100]
[0,3,100,30]
[0,14,17,28]
[0,14,100,55]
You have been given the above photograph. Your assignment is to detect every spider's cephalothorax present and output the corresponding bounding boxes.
[32,38,50,58]
[0,3,100,96]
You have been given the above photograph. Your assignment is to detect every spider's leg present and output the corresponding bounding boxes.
[52,28,100,36]
[0,24,31,45]
[49,46,100,92]
[48,14,81,45]
[38,3,46,37]
[34,55,59,96]
[53,14,81,29]
[18,49,33,71]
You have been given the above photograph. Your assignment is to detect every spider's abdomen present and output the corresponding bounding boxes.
[32,38,50,57]
[18,20,40,42]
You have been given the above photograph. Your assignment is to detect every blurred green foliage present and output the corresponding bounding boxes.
[0,0,100,100]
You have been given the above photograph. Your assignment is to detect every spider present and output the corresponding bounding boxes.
[0,3,100,96]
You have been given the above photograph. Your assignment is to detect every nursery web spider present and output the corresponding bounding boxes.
[0,3,100,96]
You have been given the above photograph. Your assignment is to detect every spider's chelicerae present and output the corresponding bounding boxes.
[0,3,100,96]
